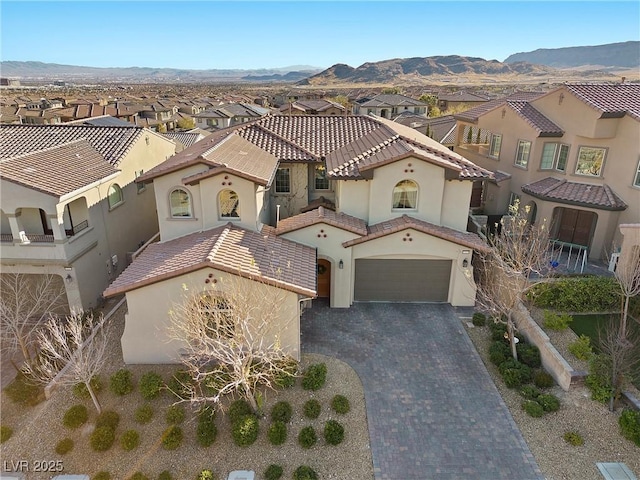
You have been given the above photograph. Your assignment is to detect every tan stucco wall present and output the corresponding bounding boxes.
[121,268,302,364]
[199,174,260,232]
[337,179,370,221]
[270,163,308,223]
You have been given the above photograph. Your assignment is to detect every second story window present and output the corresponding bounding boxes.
[314,165,329,190]
[514,140,531,168]
[392,180,418,210]
[633,158,640,187]
[489,134,502,159]
[275,168,291,193]
[575,146,606,177]
[107,184,124,210]
[540,143,569,172]
[170,188,192,218]
[218,189,239,219]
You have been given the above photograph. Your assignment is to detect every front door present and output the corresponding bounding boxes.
[556,208,596,246]
[317,259,331,298]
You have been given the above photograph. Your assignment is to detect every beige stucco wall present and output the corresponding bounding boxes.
[270,163,308,223]
[121,268,302,364]
[337,179,370,220]
[199,174,260,232]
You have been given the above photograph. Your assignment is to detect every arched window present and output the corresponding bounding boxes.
[169,188,192,218]
[218,189,239,218]
[107,184,123,209]
[392,180,418,209]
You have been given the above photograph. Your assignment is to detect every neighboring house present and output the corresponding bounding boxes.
[194,103,271,130]
[454,84,640,260]
[162,130,207,152]
[279,100,346,116]
[354,94,428,118]
[393,113,464,150]
[437,91,489,112]
[0,124,176,311]
[104,114,491,364]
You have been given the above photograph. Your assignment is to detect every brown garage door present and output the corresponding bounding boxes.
[354,259,452,302]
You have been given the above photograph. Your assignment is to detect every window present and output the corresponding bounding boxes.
[392,180,418,209]
[634,159,640,187]
[196,294,234,338]
[514,140,531,168]
[218,189,239,218]
[314,165,329,190]
[170,188,192,218]
[575,146,606,176]
[541,143,570,171]
[135,170,146,193]
[489,134,502,158]
[508,192,521,212]
[275,168,290,193]
[107,184,123,209]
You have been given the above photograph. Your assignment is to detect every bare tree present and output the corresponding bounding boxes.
[475,201,551,359]
[167,277,299,413]
[24,310,109,413]
[614,244,640,340]
[0,273,68,368]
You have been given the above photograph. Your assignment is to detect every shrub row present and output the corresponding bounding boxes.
[527,276,621,312]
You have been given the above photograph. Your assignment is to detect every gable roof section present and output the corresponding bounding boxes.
[521,177,627,211]
[358,94,427,108]
[507,101,563,137]
[0,139,119,197]
[276,206,367,236]
[103,223,317,298]
[454,91,545,123]
[341,215,490,252]
[563,83,640,121]
[162,131,205,149]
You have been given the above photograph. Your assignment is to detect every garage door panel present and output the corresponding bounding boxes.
[354,259,451,302]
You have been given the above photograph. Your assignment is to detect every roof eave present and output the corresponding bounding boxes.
[521,190,628,211]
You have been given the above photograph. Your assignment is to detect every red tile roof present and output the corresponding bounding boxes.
[454,92,545,123]
[507,101,563,137]
[103,223,317,298]
[564,83,640,121]
[521,177,627,211]
[276,206,368,236]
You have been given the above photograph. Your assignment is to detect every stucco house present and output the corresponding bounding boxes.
[454,84,640,261]
[354,94,428,118]
[104,115,491,364]
[0,124,176,311]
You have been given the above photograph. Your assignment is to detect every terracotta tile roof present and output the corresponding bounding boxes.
[0,124,145,166]
[300,196,336,213]
[522,177,627,211]
[276,206,368,236]
[564,83,640,121]
[104,223,317,298]
[358,94,428,108]
[162,132,205,149]
[281,100,346,113]
[0,139,119,197]
[438,91,489,102]
[341,215,490,252]
[489,170,512,184]
[454,92,545,123]
[507,102,563,137]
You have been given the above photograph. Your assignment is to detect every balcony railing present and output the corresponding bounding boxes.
[0,234,13,242]
[66,220,89,237]
[25,234,55,243]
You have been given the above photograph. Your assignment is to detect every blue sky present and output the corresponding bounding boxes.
[1,1,638,70]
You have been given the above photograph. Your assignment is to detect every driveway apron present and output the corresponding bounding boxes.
[301,301,544,480]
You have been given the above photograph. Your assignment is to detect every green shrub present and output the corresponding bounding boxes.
[563,431,584,446]
[232,414,259,447]
[127,473,149,480]
[301,363,327,391]
[489,341,510,366]
[196,470,214,480]
[527,276,621,312]
[517,343,541,368]
[543,311,573,331]
[90,426,115,451]
[139,372,164,400]
[520,385,542,400]
[93,472,111,480]
[73,375,103,400]
[161,425,183,450]
[537,394,560,412]
[293,466,318,480]
[228,399,253,423]
[298,425,317,449]
[96,410,120,430]
[167,370,191,399]
[264,464,283,480]
[303,399,321,419]
[472,312,487,326]
[489,320,507,341]
[498,359,532,388]
[0,425,13,443]
[274,358,298,388]
[522,400,545,418]
[135,404,154,424]
[63,404,88,429]
[55,437,74,455]
[197,415,217,447]
[166,404,185,424]
[324,419,345,445]
[586,354,614,404]
[271,401,293,423]
[157,471,173,480]
[619,409,640,447]
[533,371,555,389]
[121,429,140,451]
[331,395,350,414]
[110,369,134,395]
[5,371,44,406]
[268,421,287,445]
[568,334,593,360]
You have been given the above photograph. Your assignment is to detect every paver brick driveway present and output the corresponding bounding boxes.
[301,301,544,480]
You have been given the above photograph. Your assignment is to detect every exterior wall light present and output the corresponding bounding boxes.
[338,260,344,269]
[462,259,469,268]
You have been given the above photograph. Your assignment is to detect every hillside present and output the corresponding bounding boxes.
[504,41,640,68]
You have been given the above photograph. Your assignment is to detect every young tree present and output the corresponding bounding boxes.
[0,273,68,368]
[475,201,551,359]
[614,244,640,341]
[176,117,196,129]
[24,310,109,413]
[167,277,298,413]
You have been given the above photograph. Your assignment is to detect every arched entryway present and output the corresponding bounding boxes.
[317,259,331,298]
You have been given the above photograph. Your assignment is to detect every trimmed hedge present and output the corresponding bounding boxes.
[619,409,640,447]
[135,404,154,424]
[96,410,120,430]
[121,430,140,451]
[139,372,164,400]
[232,415,259,447]
[161,425,183,450]
[90,426,115,451]
[55,438,74,455]
[301,363,327,391]
[271,401,293,423]
[303,399,321,419]
[298,426,317,449]
[324,419,345,445]
[166,404,185,424]
[331,395,350,414]
[527,276,621,312]
[110,369,134,395]
[264,464,283,480]
[522,400,544,418]
[293,466,318,480]
[63,404,88,429]
[228,400,253,424]
[268,421,287,445]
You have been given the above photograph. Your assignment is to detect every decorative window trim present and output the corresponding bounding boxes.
[169,187,193,218]
[218,189,240,219]
[392,179,419,210]
[574,146,607,177]
[107,183,124,210]
[488,134,502,159]
[314,165,330,191]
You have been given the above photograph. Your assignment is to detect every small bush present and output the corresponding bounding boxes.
[228,399,253,424]
[121,429,140,451]
[264,464,283,480]
[167,370,191,399]
[232,414,259,447]
[563,431,584,446]
[537,394,560,412]
[298,425,317,449]
[331,395,350,414]
[63,404,88,429]
[139,372,164,400]
[522,400,545,418]
[533,371,555,389]
[301,363,327,391]
[0,425,13,443]
[293,466,318,480]
[5,371,44,406]
[586,354,614,404]
[268,421,287,445]
[519,385,542,400]
[166,404,185,424]
[527,276,621,312]
[135,404,154,424]
[568,334,593,360]
[196,470,214,480]
[543,311,573,331]
[517,343,541,368]
[274,359,298,388]
[73,375,103,400]
[499,359,532,388]
[161,425,183,450]
[489,341,510,366]
[324,419,345,445]
[110,369,134,395]
[55,437,74,455]
[127,473,149,480]
[197,415,217,447]
[489,321,507,341]
[472,312,487,326]
[96,410,120,430]
[303,399,321,419]
[93,472,111,480]
[157,471,173,480]
[619,409,640,447]
[90,426,115,451]
[271,401,293,423]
